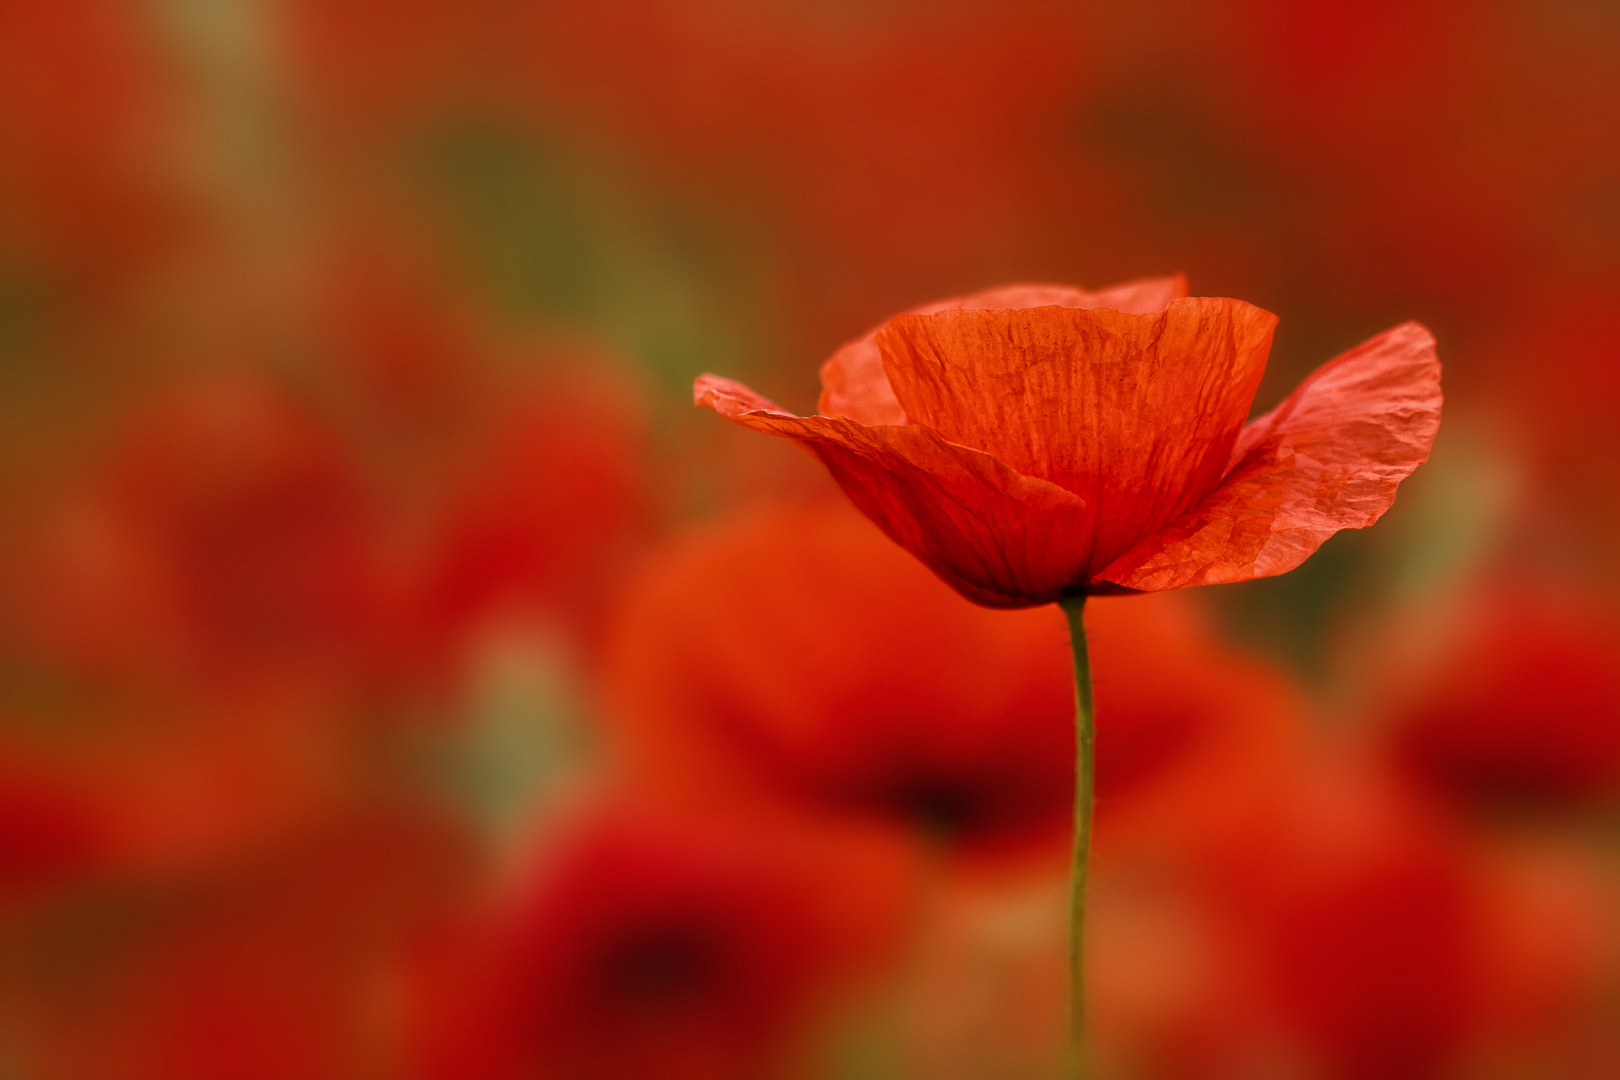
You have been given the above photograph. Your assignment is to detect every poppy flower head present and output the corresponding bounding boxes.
[697,277,1440,608]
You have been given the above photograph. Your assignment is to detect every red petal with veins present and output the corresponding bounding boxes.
[878,297,1274,576]
[696,375,1090,606]
[817,274,1188,426]
[1099,322,1442,591]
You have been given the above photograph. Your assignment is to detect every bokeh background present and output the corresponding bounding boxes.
[1,1,1617,1077]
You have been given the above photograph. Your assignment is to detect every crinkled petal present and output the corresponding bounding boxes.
[877,297,1277,576]
[1096,322,1442,591]
[816,274,1188,426]
[695,375,1092,607]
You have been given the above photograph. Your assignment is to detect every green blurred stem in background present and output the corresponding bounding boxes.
[1060,594,1094,1076]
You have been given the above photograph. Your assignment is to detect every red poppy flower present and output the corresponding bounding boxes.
[600,502,1075,856]
[1167,757,1615,1080]
[10,376,387,687]
[601,502,1302,857]
[1087,589,1302,817]
[408,803,909,1080]
[410,359,649,652]
[1077,745,1620,1080]
[696,276,1441,607]
[305,250,650,669]
[1230,794,1477,1080]
[0,684,368,905]
[2,801,471,1080]
[1086,760,1477,1080]
[1376,584,1620,809]
[0,763,106,904]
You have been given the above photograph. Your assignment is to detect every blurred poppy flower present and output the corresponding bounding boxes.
[601,501,1301,859]
[0,684,364,908]
[1,800,472,1080]
[306,248,651,676]
[408,802,910,1080]
[1086,763,1455,1078]
[9,376,388,689]
[1225,780,1477,1079]
[982,744,1615,1080]
[0,763,106,906]
[1172,757,1614,1080]
[697,277,1441,607]
[308,244,493,435]
[874,729,1611,1080]
[1086,590,1302,817]
[601,502,1074,858]
[408,358,649,657]
[1466,834,1616,1070]
[1377,584,1620,810]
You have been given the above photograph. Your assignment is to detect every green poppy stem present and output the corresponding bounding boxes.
[1059,594,1094,1076]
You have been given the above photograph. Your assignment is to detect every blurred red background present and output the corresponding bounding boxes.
[0,2,1615,1077]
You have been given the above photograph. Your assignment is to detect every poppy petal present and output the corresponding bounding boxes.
[816,274,1189,426]
[695,375,1092,606]
[876,297,1277,576]
[1096,321,1442,591]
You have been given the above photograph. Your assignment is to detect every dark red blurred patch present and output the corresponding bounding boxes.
[1088,595,1279,807]
[1389,586,1620,809]
[411,805,907,1080]
[0,772,105,899]
[2,800,474,1080]
[1262,842,1474,1078]
[601,502,1076,857]
[0,688,402,921]
[0,377,393,696]
[107,380,383,670]
[1189,766,1482,1080]
[408,357,649,654]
